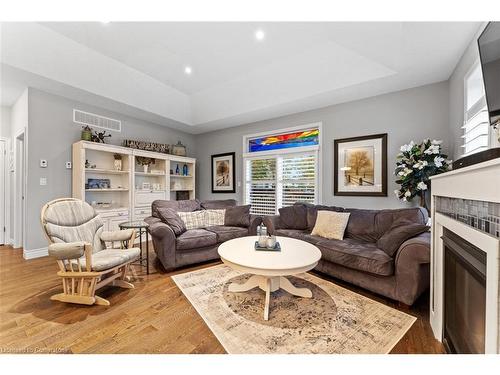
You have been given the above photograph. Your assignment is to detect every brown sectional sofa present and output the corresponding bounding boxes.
[144,199,261,271]
[263,203,430,305]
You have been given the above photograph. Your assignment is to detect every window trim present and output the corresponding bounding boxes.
[242,123,322,214]
[462,60,490,156]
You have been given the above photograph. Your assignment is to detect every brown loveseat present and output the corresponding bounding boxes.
[145,199,261,271]
[263,203,430,305]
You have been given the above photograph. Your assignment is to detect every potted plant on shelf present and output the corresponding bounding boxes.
[136,156,154,173]
[81,125,93,141]
[113,154,122,171]
[394,139,451,215]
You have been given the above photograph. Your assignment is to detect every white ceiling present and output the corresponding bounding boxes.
[1,22,481,133]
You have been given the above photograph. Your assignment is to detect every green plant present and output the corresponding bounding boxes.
[394,139,451,206]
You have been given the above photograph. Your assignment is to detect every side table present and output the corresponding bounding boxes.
[118,220,150,274]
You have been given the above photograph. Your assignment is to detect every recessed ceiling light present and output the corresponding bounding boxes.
[184,66,192,75]
[101,21,111,25]
[255,29,265,41]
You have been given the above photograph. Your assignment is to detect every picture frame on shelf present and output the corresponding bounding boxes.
[87,178,111,189]
[211,152,236,193]
[334,133,387,196]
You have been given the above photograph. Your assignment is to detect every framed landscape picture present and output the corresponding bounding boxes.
[334,133,387,196]
[211,152,236,193]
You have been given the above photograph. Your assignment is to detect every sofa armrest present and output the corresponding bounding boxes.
[394,231,431,266]
[262,215,282,235]
[144,216,177,271]
[393,231,431,305]
[248,215,262,235]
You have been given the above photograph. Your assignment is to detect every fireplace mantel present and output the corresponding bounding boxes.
[429,158,500,353]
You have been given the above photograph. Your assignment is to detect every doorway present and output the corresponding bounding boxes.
[14,131,25,249]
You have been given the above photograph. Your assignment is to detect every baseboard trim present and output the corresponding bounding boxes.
[23,247,48,259]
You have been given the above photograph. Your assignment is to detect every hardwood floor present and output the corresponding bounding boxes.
[0,244,444,354]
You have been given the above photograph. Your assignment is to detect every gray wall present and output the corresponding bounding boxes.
[194,81,450,209]
[26,88,196,251]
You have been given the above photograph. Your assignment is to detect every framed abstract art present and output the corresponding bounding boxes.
[334,133,387,196]
[211,152,236,193]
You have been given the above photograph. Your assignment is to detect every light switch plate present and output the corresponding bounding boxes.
[40,177,47,186]
[40,159,48,168]
[65,161,72,169]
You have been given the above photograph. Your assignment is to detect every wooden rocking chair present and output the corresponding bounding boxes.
[41,198,141,306]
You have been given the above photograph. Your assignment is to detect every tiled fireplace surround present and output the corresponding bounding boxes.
[429,158,500,353]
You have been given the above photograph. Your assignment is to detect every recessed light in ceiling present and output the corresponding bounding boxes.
[255,29,265,41]
[101,21,111,25]
[184,66,192,75]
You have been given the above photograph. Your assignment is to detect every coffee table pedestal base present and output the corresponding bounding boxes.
[228,274,312,320]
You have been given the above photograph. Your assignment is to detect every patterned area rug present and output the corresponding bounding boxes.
[172,264,416,354]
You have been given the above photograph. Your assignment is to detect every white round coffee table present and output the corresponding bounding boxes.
[218,235,322,320]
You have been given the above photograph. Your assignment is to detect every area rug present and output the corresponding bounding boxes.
[172,264,416,354]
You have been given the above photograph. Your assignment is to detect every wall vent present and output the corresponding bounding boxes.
[73,109,121,132]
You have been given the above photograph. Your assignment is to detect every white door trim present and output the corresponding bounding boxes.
[13,129,27,250]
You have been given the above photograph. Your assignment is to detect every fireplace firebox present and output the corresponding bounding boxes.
[442,229,486,354]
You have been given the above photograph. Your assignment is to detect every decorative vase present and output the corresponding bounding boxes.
[114,159,122,171]
[143,164,149,173]
[182,164,188,176]
[175,164,180,175]
[172,141,187,156]
[420,191,430,216]
[81,129,92,141]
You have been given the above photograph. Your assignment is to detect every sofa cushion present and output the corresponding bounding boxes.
[200,199,237,209]
[374,208,428,238]
[156,207,187,236]
[278,205,308,230]
[225,205,251,227]
[274,229,325,245]
[152,199,201,218]
[317,238,394,276]
[275,228,308,240]
[376,219,429,257]
[311,211,351,240]
[176,229,217,250]
[206,226,248,242]
[344,208,379,242]
[299,203,345,230]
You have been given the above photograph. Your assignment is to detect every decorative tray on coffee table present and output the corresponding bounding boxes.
[254,241,281,252]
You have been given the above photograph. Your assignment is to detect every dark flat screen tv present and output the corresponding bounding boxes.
[478,22,500,126]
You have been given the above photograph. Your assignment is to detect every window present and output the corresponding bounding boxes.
[243,125,320,215]
[462,63,489,156]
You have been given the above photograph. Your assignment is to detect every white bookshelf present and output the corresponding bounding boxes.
[72,141,196,226]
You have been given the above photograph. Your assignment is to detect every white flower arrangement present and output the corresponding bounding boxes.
[395,139,451,210]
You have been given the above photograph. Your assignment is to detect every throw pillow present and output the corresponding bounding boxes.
[225,205,251,227]
[311,211,351,240]
[178,210,209,230]
[205,209,226,226]
[278,205,308,230]
[156,207,186,236]
[376,219,430,257]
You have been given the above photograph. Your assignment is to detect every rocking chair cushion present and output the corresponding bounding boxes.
[100,229,135,242]
[48,241,86,260]
[72,248,140,271]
